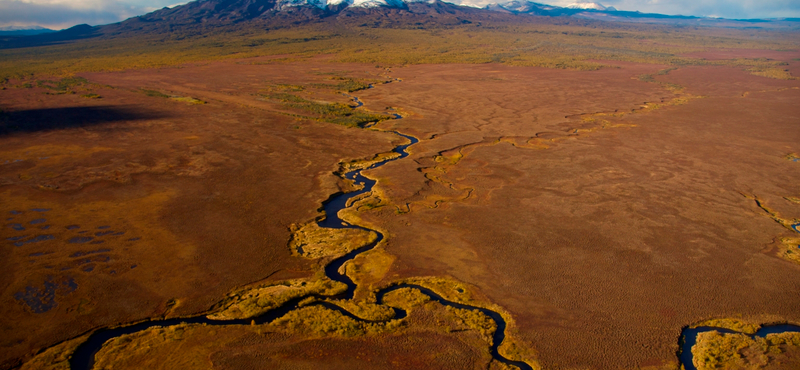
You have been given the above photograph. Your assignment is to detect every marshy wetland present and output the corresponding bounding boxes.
[2,12,800,370]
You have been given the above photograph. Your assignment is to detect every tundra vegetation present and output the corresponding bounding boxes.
[692,318,763,335]
[2,8,799,370]
[259,91,394,127]
[209,277,348,320]
[692,330,800,370]
[1,22,798,83]
[288,221,378,258]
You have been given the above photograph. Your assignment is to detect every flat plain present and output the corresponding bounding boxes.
[1,11,800,370]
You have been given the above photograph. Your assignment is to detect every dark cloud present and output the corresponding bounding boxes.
[0,1,151,29]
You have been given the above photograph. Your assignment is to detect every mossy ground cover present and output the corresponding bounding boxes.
[259,91,393,127]
[311,77,380,92]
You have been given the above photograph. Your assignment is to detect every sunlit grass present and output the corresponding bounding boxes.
[1,22,797,82]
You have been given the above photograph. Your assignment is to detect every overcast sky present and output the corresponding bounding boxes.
[1,0,798,30]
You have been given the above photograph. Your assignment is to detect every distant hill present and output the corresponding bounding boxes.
[1,0,798,49]
[0,24,97,49]
[0,26,56,36]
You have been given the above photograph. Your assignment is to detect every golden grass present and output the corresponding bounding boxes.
[170,96,206,105]
[337,151,402,175]
[344,247,396,299]
[1,22,797,82]
[93,324,215,369]
[740,194,800,265]
[444,306,497,344]
[388,276,538,367]
[381,287,431,311]
[19,335,89,370]
[322,299,397,321]
[692,331,800,370]
[288,221,378,259]
[269,305,400,337]
[692,319,761,335]
[776,236,800,264]
[208,277,347,320]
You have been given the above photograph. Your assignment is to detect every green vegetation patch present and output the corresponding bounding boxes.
[141,89,171,98]
[638,68,685,92]
[36,76,88,94]
[140,89,206,104]
[170,96,206,105]
[260,92,392,127]
[311,78,373,92]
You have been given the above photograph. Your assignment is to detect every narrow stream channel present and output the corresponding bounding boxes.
[677,223,800,368]
[60,82,800,370]
[68,88,532,370]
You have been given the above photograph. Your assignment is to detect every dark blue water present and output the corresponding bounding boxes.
[68,237,94,244]
[679,324,800,370]
[66,95,531,370]
[13,234,55,246]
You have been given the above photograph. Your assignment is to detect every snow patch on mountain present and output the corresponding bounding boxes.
[565,2,606,10]
[495,1,558,12]
[275,0,328,10]
[351,0,407,7]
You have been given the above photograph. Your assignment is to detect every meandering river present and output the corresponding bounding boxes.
[69,89,532,370]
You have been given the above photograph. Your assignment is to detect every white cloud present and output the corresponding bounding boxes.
[0,0,180,29]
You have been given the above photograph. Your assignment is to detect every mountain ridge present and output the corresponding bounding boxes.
[2,0,798,50]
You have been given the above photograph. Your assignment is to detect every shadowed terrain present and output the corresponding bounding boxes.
[0,106,167,135]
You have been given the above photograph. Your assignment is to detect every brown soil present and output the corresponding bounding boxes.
[0,59,399,368]
[355,62,800,368]
[680,48,800,61]
[90,303,495,370]
[3,51,800,369]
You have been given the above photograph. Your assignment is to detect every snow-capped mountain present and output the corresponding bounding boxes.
[488,1,558,14]
[6,0,787,48]
[484,1,621,16]
[565,2,606,11]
